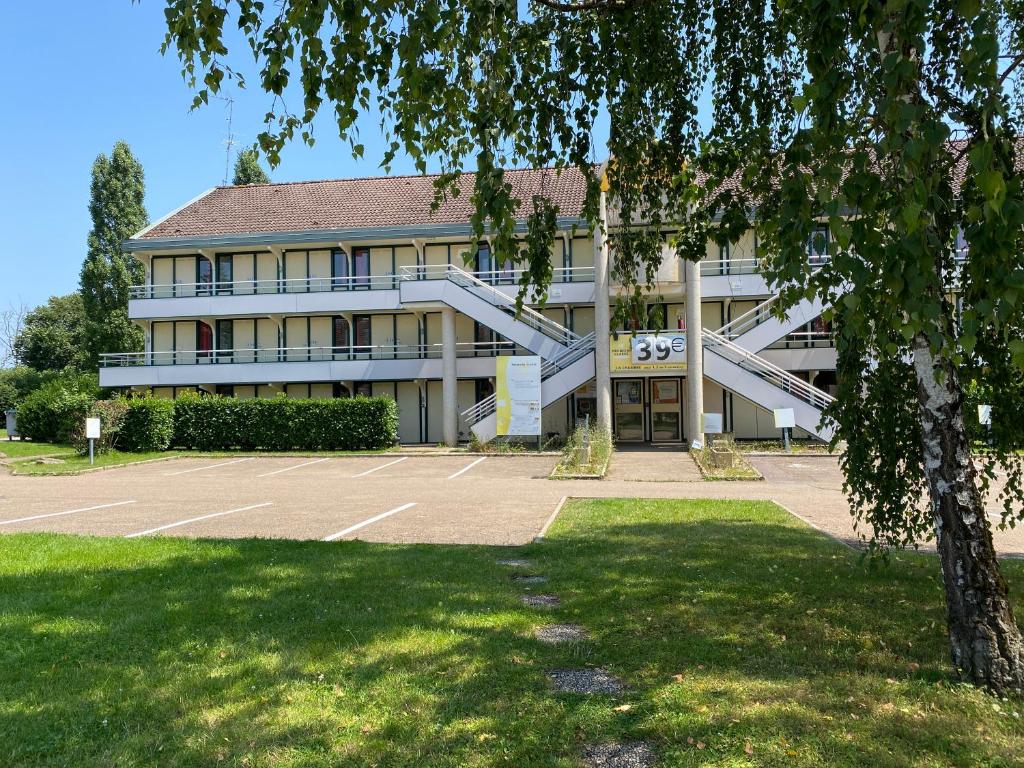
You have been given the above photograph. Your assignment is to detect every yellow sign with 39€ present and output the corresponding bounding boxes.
[609,332,688,373]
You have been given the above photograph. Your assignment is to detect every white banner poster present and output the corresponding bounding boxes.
[496,356,542,436]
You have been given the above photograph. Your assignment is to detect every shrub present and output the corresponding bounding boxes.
[0,366,50,413]
[172,393,398,451]
[120,397,176,452]
[16,374,100,443]
[70,399,129,455]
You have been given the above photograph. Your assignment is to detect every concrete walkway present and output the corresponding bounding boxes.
[606,445,704,483]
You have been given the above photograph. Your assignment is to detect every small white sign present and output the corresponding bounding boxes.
[85,417,101,440]
[773,408,796,429]
[630,333,686,365]
[703,412,724,434]
[978,404,992,426]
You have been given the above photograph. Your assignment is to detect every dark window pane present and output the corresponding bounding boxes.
[354,315,371,346]
[353,249,370,286]
[197,257,213,293]
[333,317,350,349]
[355,382,372,397]
[332,249,349,288]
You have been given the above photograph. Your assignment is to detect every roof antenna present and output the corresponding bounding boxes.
[215,94,236,185]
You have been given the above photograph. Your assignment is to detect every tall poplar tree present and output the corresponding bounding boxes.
[157,0,1024,693]
[79,141,148,367]
[232,147,270,184]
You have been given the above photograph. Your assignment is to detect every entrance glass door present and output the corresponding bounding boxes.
[649,378,682,442]
[613,378,645,442]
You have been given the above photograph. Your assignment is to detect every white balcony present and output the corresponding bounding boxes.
[127,267,597,320]
[98,342,518,388]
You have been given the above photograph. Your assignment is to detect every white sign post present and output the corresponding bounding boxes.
[773,408,796,453]
[979,404,993,446]
[85,417,101,466]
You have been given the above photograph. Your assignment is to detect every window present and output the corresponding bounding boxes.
[352,248,370,287]
[475,243,492,279]
[216,384,235,397]
[197,257,213,294]
[475,379,494,402]
[216,254,233,293]
[332,316,350,353]
[355,382,372,397]
[216,320,233,360]
[331,248,349,288]
[197,322,213,358]
[718,242,730,275]
[474,321,495,356]
[333,383,351,398]
[807,226,830,265]
[353,315,371,352]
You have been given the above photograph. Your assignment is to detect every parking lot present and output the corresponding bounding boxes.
[1,451,1022,554]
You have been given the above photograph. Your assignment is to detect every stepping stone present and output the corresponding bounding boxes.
[548,668,626,695]
[497,558,531,567]
[511,574,547,584]
[583,742,655,768]
[535,623,588,643]
[520,594,560,608]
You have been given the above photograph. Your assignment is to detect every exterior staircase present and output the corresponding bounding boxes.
[717,295,828,353]
[462,333,596,443]
[398,265,575,359]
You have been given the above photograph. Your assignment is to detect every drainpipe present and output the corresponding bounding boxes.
[685,259,705,448]
[441,307,458,446]
[593,165,612,435]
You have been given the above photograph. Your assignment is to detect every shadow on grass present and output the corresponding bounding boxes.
[0,498,1021,767]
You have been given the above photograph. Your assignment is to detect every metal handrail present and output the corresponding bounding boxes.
[129,274,400,299]
[702,328,834,410]
[399,264,581,347]
[462,332,597,426]
[716,296,778,339]
[465,266,596,284]
[699,258,761,276]
[99,340,517,368]
[130,265,598,300]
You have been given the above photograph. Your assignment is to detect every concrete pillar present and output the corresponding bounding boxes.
[685,258,705,448]
[593,188,612,435]
[441,307,458,446]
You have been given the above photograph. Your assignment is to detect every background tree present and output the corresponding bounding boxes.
[232,147,270,184]
[13,293,89,373]
[0,302,27,368]
[157,0,1024,692]
[79,141,148,367]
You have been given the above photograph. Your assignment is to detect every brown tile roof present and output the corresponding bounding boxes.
[139,167,590,241]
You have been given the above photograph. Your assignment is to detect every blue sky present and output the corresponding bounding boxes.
[4,2,608,311]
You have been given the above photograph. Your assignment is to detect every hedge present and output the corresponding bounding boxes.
[171,393,398,451]
[16,374,100,443]
[120,398,175,452]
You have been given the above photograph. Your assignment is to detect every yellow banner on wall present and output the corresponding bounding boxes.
[609,333,688,373]
[495,356,542,436]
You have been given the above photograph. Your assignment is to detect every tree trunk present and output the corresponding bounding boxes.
[912,333,1024,694]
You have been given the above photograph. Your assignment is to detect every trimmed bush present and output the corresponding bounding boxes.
[16,374,100,443]
[172,393,398,451]
[70,399,129,455]
[120,398,175,452]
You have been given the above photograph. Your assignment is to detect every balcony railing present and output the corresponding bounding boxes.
[699,257,761,276]
[129,266,596,300]
[99,341,519,368]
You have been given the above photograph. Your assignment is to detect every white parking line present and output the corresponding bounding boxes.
[256,457,330,478]
[166,457,254,476]
[352,456,408,477]
[322,502,417,541]
[447,456,487,479]
[125,502,273,539]
[0,500,136,526]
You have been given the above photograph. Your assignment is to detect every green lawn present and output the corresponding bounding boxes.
[0,435,76,460]
[1,499,1021,766]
